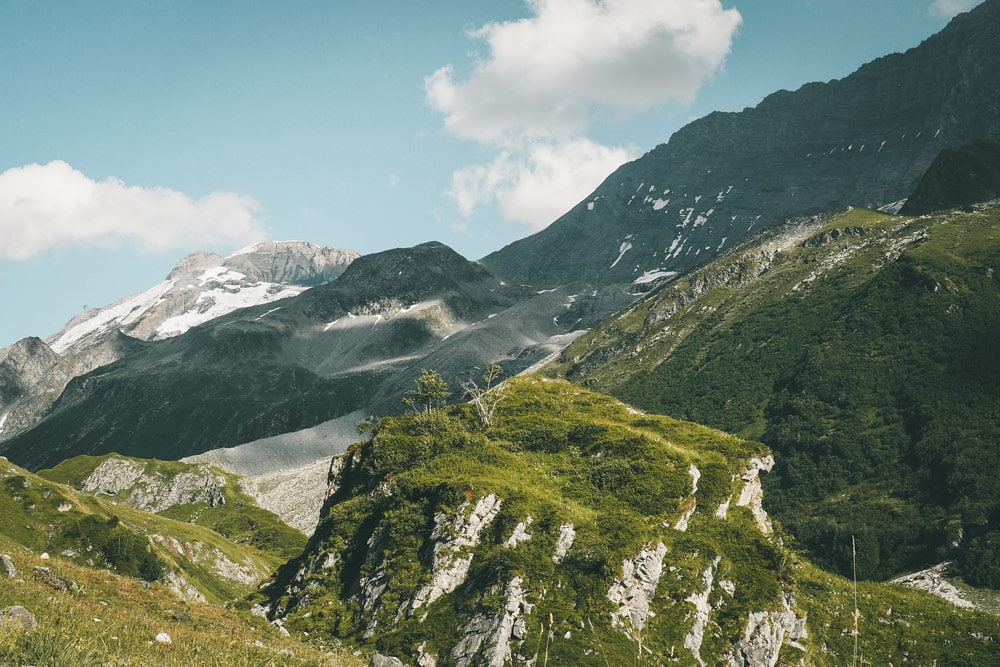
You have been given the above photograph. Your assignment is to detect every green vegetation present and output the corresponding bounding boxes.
[258,378,1000,665]
[1,457,290,605]
[40,454,307,561]
[403,368,450,413]
[550,206,1000,585]
[0,549,363,666]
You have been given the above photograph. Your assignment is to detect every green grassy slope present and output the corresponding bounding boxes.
[257,378,1000,665]
[40,453,307,561]
[1,456,293,605]
[0,547,363,666]
[547,205,1000,584]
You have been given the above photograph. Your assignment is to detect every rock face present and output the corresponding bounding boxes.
[411,494,503,613]
[607,542,667,634]
[80,455,226,514]
[900,139,1000,215]
[725,593,808,667]
[481,1,1000,287]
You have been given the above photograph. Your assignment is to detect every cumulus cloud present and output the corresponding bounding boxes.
[450,138,634,229]
[929,0,979,18]
[0,161,266,260]
[427,0,741,227]
[426,0,742,145]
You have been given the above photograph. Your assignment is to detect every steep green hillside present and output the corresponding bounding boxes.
[0,457,293,605]
[40,454,307,561]
[548,205,1000,584]
[256,379,1000,665]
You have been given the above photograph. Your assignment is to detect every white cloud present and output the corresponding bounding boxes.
[426,0,742,145]
[0,161,266,260]
[929,0,979,18]
[427,0,740,228]
[449,138,634,229]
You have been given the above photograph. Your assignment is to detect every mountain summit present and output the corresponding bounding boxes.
[481,0,1000,287]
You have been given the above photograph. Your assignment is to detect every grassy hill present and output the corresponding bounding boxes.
[0,455,364,665]
[256,378,1000,665]
[546,204,1000,585]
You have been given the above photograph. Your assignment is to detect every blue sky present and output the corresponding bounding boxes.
[0,0,980,347]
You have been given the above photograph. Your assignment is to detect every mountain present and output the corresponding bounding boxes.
[47,240,358,353]
[0,241,357,443]
[544,203,1000,586]
[0,331,149,441]
[900,139,1000,215]
[480,0,1000,287]
[256,378,1000,666]
[0,242,628,472]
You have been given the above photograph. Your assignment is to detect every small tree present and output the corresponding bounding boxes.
[461,364,509,428]
[404,369,449,414]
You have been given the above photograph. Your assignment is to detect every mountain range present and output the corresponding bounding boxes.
[480,0,1000,288]
[2,3,1000,664]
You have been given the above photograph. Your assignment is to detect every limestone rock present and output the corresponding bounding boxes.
[80,456,226,514]
[1,554,18,579]
[735,455,775,534]
[552,523,576,564]
[0,605,37,631]
[608,542,668,633]
[411,494,503,613]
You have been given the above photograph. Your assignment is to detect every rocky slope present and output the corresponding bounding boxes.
[545,203,1000,586]
[480,0,1000,287]
[0,242,629,471]
[0,241,357,443]
[900,139,1000,215]
[47,240,358,353]
[1,455,297,604]
[256,378,1000,666]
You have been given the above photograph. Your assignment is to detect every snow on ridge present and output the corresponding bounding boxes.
[154,282,305,338]
[610,241,633,269]
[49,279,176,354]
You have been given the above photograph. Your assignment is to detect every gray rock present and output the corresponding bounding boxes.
[607,542,668,633]
[371,654,406,667]
[0,605,37,630]
[411,494,503,613]
[1,554,18,579]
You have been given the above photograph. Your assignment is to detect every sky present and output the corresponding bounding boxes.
[0,0,982,348]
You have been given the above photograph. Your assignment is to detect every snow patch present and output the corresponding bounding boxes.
[610,242,632,269]
[633,269,679,285]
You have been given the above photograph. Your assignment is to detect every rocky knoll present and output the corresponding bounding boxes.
[256,378,1000,666]
[481,0,1000,287]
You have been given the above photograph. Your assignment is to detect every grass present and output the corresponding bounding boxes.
[547,205,1000,583]
[255,377,1000,665]
[0,548,366,666]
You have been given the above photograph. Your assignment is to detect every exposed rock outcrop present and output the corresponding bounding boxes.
[80,456,226,514]
[607,541,668,634]
[452,576,534,667]
[725,593,808,667]
[412,494,503,613]
[735,455,775,534]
